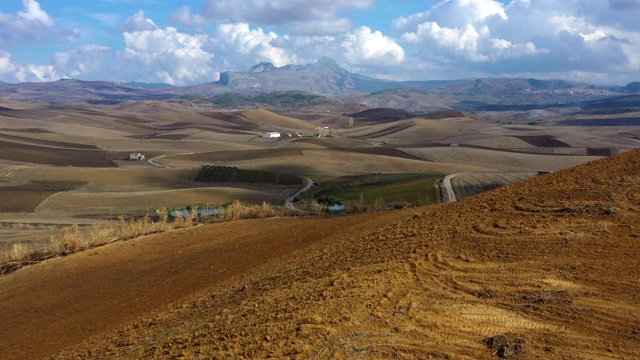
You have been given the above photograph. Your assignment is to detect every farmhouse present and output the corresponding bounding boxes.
[262,132,281,138]
[129,152,145,160]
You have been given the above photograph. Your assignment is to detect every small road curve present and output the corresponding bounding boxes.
[285,177,313,210]
[441,173,467,203]
[148,152,200,169]
[148,155,169,168]
[441,171,540,203]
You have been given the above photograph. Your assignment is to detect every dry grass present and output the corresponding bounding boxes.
[221,201,277,221]
[9,243,31,265]
[0,214,172,275]
[0,201,287,276]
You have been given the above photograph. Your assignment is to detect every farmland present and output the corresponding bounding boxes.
[314,173,442,208]
[3,149,640,359]
[1,92,640,360]
[1,99,638,254]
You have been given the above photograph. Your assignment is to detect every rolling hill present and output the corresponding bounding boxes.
[1,147,639,359]
[1,58,635,112]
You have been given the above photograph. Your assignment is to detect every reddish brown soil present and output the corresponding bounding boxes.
[0,213,402,360]
[2,150,640,359]
[0,139,116,167]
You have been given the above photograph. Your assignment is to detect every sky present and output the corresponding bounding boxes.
[0,0,639,86]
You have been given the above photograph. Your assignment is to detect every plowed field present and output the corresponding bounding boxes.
[1,150,640,359]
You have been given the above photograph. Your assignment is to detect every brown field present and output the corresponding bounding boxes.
[1,149,639,359]
[0,139,116,167]
[0,182,85,212]
[2,99,640,359]
[39,186,296,216]
[1,100,637,226]
[449,172,538,200]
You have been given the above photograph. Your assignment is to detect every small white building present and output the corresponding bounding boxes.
[129,152,146,160]
[262,132,281,138]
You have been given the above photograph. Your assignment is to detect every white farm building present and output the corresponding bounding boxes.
[129,152,146,160]
[262,132,281,138]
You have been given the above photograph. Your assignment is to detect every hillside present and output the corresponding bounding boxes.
[0,59,636,112]
[0,79,175,104]
[174,90,343,111]
[1,149,639,359]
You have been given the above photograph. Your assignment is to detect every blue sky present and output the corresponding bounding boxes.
[1,0,639,86]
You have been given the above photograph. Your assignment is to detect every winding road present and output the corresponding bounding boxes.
[285,177,313,210]
[441,173,466,202]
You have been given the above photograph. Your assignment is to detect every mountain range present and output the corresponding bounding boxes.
[0,58,638,111]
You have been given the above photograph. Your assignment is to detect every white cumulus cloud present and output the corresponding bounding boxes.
[118,10,158,32]
[0,51,19,77]
[121,25,215,85]
[52,45,113,79]
[342,26,406,65]
[0,0,60,46]
[392,0,638,82]
[213,23,292,68]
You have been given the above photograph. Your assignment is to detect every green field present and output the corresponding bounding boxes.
[314,173,441,208]
[195,165,302,185]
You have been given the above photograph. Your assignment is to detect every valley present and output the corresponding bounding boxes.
[1,66,640,359]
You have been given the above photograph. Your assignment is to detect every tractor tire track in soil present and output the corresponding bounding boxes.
[2,150,640,359]
[0,213,398,360]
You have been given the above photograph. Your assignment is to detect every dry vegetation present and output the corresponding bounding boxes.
[0,201,281,276]
[1,150,640,359]
[2,99,640,359]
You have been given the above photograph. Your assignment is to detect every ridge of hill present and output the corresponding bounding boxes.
[175,90,342,110]
[239,109,319,132]
[1,149,639,359]
[0,79,175,105]
[0,59,637,111]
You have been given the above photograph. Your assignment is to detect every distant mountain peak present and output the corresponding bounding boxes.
[317,56,338,66]
[249,62,277,73]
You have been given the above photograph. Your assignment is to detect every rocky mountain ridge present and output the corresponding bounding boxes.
[0,58,637,110]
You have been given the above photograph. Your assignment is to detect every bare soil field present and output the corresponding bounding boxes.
[159,148,493,176]
[449,172,538,200]
[401,146,600,172]
[1,149,639,359]
[0,139,116,167]
[240,109,320,133]
[39,185,297,216]
[0,182,84,212]
[2,100,640,359]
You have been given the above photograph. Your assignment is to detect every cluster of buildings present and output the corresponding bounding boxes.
[261,132,302,139]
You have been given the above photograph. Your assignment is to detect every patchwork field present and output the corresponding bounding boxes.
[1,148,639,359]
[2,98,640,359]
[1,100,639,251]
